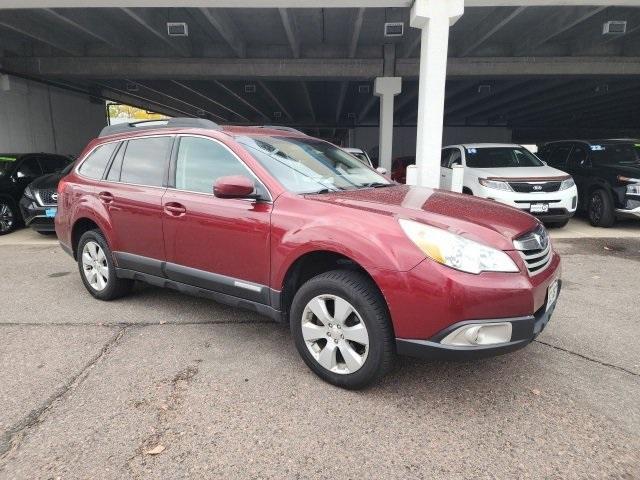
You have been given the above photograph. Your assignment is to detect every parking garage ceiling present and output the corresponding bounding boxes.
[0,5,639,140]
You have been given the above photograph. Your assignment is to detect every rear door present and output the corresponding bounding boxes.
[162,135,272,302]
[101,135,172,274]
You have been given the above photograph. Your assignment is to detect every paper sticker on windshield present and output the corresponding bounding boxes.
[467,148,477,154]
[0,156,17,161]
[590,145,605,151]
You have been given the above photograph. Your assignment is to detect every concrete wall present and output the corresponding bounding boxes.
[350,125,513,161]
[0,74,106,156]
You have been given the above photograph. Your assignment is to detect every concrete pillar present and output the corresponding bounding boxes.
[411,0,464,188]
[374,77,402,172]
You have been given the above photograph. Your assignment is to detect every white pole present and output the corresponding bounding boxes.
[374,77,402,173]
[411,0,464,189]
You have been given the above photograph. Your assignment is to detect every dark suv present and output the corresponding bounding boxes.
[538,140,640,227]
[0,153,72,234]
[56,118,561,389]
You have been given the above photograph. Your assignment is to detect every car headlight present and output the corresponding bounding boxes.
[398,219,519,274]
[23,185,35,200]
[478,178,512,191]
[559,177,575,190]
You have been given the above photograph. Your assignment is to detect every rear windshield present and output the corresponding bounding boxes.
[237,135,389,194]
[465,147,544,168]
[0,155,18,176]
[589,143,640,166]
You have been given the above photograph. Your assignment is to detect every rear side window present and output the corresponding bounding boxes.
[79,143,118,180]
[175,136,253,194]
[547,145,572,167]
[441,149,453,167]
[120,136,171,187]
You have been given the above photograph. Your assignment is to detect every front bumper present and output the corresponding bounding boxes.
[615,206,640,219]
[475,184,578,221]
[18,197,56,232]
[396,283,560,360]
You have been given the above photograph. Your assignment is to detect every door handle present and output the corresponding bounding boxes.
[164,202,186,216]
[98,191,114,204]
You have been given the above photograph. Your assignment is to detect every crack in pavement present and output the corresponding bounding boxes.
[0,326,128,460]
[534,339,639,378]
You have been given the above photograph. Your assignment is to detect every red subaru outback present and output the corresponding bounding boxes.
[56,119,561,389]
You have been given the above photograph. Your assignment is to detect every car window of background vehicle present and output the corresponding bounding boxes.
[465,147,544,168]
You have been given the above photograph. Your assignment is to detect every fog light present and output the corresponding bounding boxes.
[440,322,512,347]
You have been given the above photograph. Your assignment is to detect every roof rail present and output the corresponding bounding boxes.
[99,118,221,138]
[258,125,307,135]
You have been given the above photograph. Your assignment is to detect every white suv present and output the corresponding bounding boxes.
[441,143,578,227]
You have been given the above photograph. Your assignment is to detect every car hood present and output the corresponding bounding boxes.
[29,172,64,190]
[305,185,539,250]
[467,165,569,180]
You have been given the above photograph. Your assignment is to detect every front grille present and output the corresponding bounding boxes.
[36,188,57,206]
[513,225,552,275]
[509,181,561,193]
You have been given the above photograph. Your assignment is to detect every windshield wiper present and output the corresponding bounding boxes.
[361,182,393,188]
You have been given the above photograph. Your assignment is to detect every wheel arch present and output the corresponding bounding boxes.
[278,250,391,332]
[71,217,106,259]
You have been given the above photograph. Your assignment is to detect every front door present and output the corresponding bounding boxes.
[162,135,272,302]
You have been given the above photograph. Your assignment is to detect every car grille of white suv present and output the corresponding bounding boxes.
[509,181,561,193]
[513,225,552,275]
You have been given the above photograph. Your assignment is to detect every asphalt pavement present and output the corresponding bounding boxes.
[0,229,638,479]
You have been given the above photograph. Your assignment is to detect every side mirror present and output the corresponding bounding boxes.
[213,175,257,199]
[376,167,388,175]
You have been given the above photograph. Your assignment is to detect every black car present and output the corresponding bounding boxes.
[538,140,640,227]
[19,162,75,234]
[0,153,72,235]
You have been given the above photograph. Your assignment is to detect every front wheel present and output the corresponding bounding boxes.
[0,200,19,235]
[77,229,133,300]
[588,189,615,227]
[290,270,395,389]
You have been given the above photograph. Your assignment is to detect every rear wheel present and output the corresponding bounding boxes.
[290,270,395,389]
[588,189,615,227]
[0,200,18,235]
[77,229,133,300]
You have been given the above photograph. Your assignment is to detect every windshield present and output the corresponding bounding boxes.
[589,143,640,166]
[350,152,370,165]
[465,147,544,168]
[0,155,18,176]
[237,136,390,194]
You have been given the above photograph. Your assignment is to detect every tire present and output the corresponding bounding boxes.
[77,229,133,300]
[544,219,570,228]
[290,269,395,389]
[0,199,19,235]
[588,189,615,228]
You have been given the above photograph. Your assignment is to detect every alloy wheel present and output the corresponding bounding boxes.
[82,241,109,291]
[590,193,603,224]
[0,202,14,233]
[301,294,370,375]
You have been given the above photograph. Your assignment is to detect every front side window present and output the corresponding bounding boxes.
[238,136,390,194]
[120,136,171,187]
[175,136,257,194]
[589,143,640,166]
[441,149,453,168]
[79,143,119,180]
[465,147,544,168]
[39,155,71,174]
[547,145,573,167]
